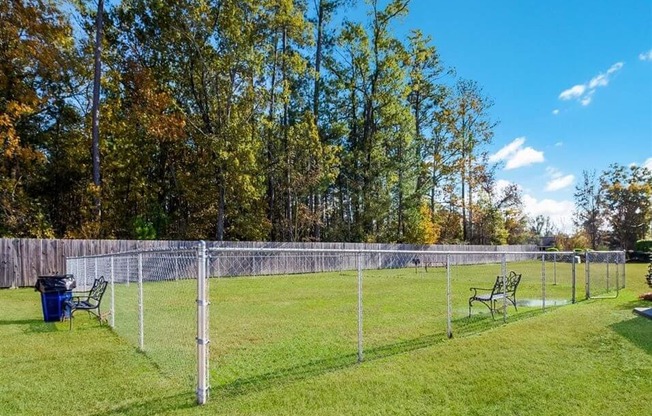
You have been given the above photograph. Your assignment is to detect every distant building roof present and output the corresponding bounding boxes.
[539,236,556,247]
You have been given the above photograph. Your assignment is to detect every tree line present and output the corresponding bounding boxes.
[573,165,652,251]
[2,0,650,247]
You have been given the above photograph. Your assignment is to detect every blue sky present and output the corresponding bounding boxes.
[356,0,652,232]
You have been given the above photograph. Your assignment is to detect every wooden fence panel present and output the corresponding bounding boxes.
[0,238,537,288]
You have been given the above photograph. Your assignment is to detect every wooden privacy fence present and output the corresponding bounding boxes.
[0,238,536,288]
[0,239,191,288]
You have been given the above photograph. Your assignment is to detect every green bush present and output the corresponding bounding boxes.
[635,239,652,252]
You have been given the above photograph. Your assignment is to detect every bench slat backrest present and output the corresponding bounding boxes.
[491,271,521,297]
[86,276,108,306]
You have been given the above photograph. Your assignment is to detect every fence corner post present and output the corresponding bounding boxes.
[501,253,507,323]
[446,254,452,339]
[571,254,576,304]
[357,251,364,363]
[541,253,546,311]
[584,250,590,300]
[138,253,144,351]
[197,241,209,405]
[110,256,115,328]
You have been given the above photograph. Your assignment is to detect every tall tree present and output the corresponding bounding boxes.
[261,0,317,241]
[436,80,496,241]
[110,0,269,240]
[332,0,414,242]
[600,163,652,250]
[310,0,350,241]
[529,215,556,238]
[573,170,603,249]
[0,0,82,237]
[91,0,104,226]
[402,29,448,242]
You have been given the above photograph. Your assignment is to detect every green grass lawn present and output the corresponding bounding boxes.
[0,262,649,415]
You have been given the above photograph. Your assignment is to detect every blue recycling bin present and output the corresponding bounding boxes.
[35,275,76,322]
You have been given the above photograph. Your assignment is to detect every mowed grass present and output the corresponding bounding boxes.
[0,262,650,415]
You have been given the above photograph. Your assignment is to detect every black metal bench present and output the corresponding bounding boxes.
[469,271,522,319]
[64,276,108,330]
[411,258,445,273]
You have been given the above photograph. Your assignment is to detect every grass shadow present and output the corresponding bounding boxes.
[609,317,652,355]
[90,392,196,416]
[215,305,562,398]
[214,332,448,398]
[0,318,44,326]
[27,321,61,333]
[615,298,652,311]
[451,307,551,338]
[0,319,61,333]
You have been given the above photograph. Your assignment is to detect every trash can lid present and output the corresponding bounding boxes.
[35,275,76,292]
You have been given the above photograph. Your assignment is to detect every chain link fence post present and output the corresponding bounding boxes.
[110,256,115,328]
[196,241,209,405]
[446,254,452,339]
[541,253,546,311]
[571,255,576,304]
[553,252,557,285]
[585,250,590,300]
[606,254,610,293]
[357,251,364,363]
[621,251,626,288]
[138,253,144,351]
[501,253,507,323]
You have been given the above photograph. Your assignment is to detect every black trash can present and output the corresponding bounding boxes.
[34,275,76,322]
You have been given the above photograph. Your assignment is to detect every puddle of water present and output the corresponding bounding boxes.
[517,299,570,307]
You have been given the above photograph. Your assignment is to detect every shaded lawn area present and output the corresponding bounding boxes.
[0,263,649,416]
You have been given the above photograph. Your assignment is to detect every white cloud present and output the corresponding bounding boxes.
[489,137,525,163]
[643,157,652,171]
[559,84,586,100]
[492,180,575,233]
[552,109,560,115]
[505,148,544,170]
[588,73,608,89]
[629,158,652,171]
[493,179,512,196]
[557,62,624,106]
[554,142,563,147]
[546,166,562,177]
[640,50,652,61]
[607,62,623,73]
[490,137,545,170]
[588,62,623,88]
[545,174,575,191]
[522,194,575,233]
[544,167,574,191]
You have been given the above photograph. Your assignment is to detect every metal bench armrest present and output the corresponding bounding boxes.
[469,287,492,297]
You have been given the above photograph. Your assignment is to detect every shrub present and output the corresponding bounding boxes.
[635,240,652,253]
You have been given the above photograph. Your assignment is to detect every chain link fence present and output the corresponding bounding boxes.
[66,246,625,405]
[66,248,203,399]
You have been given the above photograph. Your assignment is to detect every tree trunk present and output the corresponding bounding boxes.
[91,0,104,228]
[312,0,325,241]
[282,28,292,241]
[266,35,279,240]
